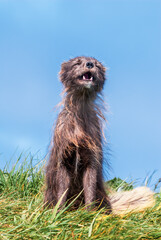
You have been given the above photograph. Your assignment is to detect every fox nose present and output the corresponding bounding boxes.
[86,62,94,69]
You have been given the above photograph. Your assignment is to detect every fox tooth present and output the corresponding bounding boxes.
[83,75,86,80]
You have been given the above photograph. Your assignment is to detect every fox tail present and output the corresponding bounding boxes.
[109,186,155,214]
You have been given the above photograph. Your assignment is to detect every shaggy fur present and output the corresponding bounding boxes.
[44,56,111,211]
[44,56,154,213]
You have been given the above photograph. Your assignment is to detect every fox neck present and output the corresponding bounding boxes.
[64,89,97,117]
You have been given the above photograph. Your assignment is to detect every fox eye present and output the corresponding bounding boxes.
[76,60,82,65]
[95,63,101,69]
[72,61,81,67]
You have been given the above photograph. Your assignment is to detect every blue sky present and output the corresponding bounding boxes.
[0,0,161,189]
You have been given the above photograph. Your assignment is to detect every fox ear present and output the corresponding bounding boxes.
[103,66,107,72]
[59,61,68,77]
[103,66,109,72]
[61,61,68,70]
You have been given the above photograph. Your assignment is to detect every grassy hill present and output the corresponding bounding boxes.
[0,156,161,239]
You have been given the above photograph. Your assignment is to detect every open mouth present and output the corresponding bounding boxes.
[82,72,93,81]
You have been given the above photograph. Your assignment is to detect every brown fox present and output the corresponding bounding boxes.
[44,56,154,213]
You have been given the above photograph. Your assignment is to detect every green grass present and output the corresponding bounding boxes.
[0,156,161,239]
